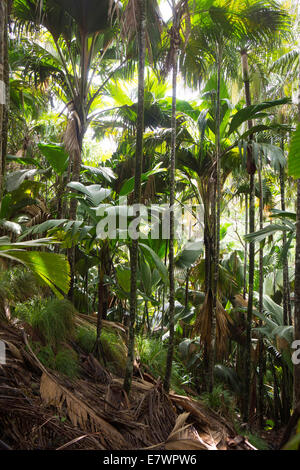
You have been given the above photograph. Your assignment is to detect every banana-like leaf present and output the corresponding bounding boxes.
[38,143,69,175]
[6,169,43,192]
[81,165,116,183]
[67,182,111,207]
[272,325,294,345]
[227,97,290,136]
[139,243,168,285]
[175,240,203,269]
[6,155,43,168]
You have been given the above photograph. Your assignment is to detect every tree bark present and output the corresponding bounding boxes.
[0,0,8,198]
[294,179,300,407]
[208,50,222,393]
[164,6,179,393]
[258,151,264,428]
[293,46,300,410]
[241,49,256,422]
[123,0,146,395]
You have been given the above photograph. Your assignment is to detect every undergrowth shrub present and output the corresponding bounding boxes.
[136,336,190,393]
[76,326,96,353]
[76,325,127,376]
[31,342,79,379]
[14,298,76,349]
[0,266,45,317]
[201,384,236,420]
[31,298,76,349]
[101,329,127,376]
[54,349,79,379]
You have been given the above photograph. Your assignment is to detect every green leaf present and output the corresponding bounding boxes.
[38,143,69,175]
[7,155,42,168]
[139,258,152,296]
[228,98,290,136]
[67,182,111,206]
[0,250,70,298]
[120,165,166,197]
[245,224,292,243]
[175,240,203,269]
[116,266,131,293]
[139,243,168,285]
[288,122,300,178]
[6,169,41,192]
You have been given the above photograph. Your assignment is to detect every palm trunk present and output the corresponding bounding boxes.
[293,47,300,410]
[0,0,8,198]
[241,49,256,422]
[294,180,300,407]
[279,158,291,325]
[208,51,222,393]
[164,7,179,393]
[123,0,146,395]
[258,151,264,428]
[243,193,248,299]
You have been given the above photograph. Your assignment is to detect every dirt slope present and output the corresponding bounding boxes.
[0,321,254,451]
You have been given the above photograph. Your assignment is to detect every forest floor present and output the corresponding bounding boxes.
[0,317,276,451]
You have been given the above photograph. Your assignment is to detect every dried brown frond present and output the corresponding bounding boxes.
[193,291,233,359]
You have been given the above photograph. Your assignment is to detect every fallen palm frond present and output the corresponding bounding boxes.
[0,320,255,450]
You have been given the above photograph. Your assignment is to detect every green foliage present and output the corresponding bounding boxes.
[288,122,300,178]
[243,431,269,450]
[0,238,70,298]
[31,341,79,379]
[76,326,96,354]
[15,298,76,349]
[76,325,127,376]
[201,384,236,420]
[100,329,128,376]
[35,343,56,369]
[0,266,44,310]
[136,335,190,393]
[38,142,69,175]
[54,349,79,379]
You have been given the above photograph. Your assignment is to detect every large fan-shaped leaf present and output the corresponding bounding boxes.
[0,249,70,298]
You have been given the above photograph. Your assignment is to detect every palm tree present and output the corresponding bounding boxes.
[0,0,9,198]
[123,0,147,395]
[294,48,300,409]
[237,1,289,422]
[163,0,182,393]
[180,0,288,393]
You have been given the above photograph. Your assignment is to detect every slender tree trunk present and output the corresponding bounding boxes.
[208,51,222,393]
[294,179,300,407]
[164,7,179,393]
[280,158,291,325]
[293,46,300,409]
[258,151,264,428]
[0,0,8,198]
[123,0,146,395]
[241,49,256,422]
[243,193,248,299]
